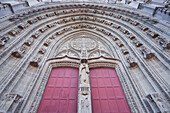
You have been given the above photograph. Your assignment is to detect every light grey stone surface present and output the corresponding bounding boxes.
[0,1,169,113]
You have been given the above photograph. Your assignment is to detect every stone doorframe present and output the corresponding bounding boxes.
[29,55,139,113]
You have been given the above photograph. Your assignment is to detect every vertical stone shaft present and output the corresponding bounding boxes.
[78,62,92,113]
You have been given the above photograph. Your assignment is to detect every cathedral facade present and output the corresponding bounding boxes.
[0,1,170,113]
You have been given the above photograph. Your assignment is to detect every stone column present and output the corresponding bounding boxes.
[78,60,92,113]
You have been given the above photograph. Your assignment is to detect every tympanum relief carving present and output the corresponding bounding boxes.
[55,34,113,59]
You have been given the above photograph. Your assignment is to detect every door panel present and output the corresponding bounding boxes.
[37,68,78,113]
[90,68,131,113]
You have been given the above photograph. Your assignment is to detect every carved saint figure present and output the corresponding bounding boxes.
[79,63,89,85]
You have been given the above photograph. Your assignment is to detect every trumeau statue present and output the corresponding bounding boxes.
[78,61,92,113]
[79,63,89,85]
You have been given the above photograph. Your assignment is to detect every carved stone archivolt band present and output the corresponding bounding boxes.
[0,2,169,113]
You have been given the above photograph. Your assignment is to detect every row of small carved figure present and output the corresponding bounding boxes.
[0,23,29,47]
[6,3,159,50]
[12,37,52,56]
[9,16,54,58]
[5,15,136,41]
[1,21,56,49]
[112,35,155,68]
[7,5,152,33]
[7,15,56,38]
[55,24,111,36]
[112,21,169,51]
[137,24,169,50]
[30,35,55,67]
[54,14,169,51]
[6,7,163,50]
[8,3,154,25]
[54,13,141,30]
[11,26,55,67]
[120,47,137,69]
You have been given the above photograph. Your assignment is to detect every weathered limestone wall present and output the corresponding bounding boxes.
[0,2,169,113]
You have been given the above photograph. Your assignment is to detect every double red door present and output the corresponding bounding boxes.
[90,68,131,113]
[38,67,131,113]
[37,68,78,113]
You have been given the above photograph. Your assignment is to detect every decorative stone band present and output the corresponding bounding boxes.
[88,56,120,69]
[47,55,120,69]
[47,53,120,69]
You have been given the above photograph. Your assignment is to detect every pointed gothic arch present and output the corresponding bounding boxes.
[0,2,169,113]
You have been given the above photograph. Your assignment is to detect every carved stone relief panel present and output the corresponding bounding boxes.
[70,38,97,51]
[55,32,113,59]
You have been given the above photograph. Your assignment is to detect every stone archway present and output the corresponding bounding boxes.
[0,2,169,113]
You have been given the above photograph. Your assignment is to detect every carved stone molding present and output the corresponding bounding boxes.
[50,61,79,68]
[89,62,116,69]
[0,2,169,113]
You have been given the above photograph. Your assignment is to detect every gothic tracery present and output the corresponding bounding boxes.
[0,1,169,113]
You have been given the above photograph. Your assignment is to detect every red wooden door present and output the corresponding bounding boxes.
[37,68,78,113]
[90,68,131,113]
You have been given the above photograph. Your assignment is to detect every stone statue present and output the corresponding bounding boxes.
[78,62,92,113]
[79,63,89,85]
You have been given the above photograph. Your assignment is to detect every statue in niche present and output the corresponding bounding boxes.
[79,63,89,85]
